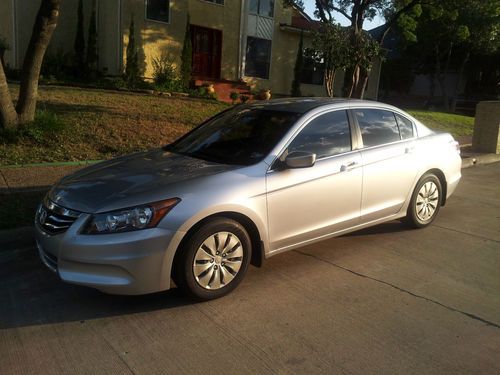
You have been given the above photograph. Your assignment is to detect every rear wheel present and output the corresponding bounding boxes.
[405,173,442,228]
[174,218,251,300]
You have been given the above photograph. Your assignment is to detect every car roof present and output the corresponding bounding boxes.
[243,97,378,114]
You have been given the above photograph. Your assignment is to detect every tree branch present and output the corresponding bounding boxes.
[331,6,353,21]
[315,0,330,23]
[377,0,421,44]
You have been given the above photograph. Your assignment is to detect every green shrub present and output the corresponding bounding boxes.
[124,17,142,88]
[229,91,239,104]
[152,52,178,89]
[0,127,20,144]
[41,49,72,81]
[189,86,217,100]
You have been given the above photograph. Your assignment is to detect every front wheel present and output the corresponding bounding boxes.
[404,173,442,228]
[173,218,251,300]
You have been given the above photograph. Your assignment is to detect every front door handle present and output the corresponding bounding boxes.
[340,161,358,172]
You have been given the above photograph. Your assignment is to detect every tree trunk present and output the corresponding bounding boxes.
[0,59,17,129]
[346,64,360,98]
[437,42,453,111]
[324,68,336,97]
[352,66,369,99]
[15,0,61,124]
[450,51,470,113]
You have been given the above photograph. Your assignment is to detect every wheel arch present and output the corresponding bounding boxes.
[424,168,447,206]
[172,211,265,279]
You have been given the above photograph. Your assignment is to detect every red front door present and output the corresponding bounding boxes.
[191,25,222,79]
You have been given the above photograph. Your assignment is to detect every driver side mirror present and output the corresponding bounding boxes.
[285,151,316,169]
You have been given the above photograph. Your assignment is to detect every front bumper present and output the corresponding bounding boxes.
[35,213,181,295]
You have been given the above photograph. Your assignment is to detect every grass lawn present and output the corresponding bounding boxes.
[0,85,474,166]
[406,110,474,137]
[0,85,228,165]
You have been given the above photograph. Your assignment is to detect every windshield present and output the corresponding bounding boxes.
[166,107,301,165]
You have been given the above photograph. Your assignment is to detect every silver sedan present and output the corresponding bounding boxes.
[35,99,462,300]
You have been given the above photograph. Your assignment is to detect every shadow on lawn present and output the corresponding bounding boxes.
[37,101,115,115]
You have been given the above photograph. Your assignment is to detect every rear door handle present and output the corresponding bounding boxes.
[405,146,415,154]
[340,161,358,172]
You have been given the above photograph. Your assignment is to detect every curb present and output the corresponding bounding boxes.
[0,160,103,169]
[461,153,500,169]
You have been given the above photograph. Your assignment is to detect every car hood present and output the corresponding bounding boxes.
[48,149,238,213]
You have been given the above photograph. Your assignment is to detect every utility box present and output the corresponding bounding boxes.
[472,101,500,154]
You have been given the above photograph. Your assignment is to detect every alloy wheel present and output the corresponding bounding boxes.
[415,181,439,222]
[193,231,244,290]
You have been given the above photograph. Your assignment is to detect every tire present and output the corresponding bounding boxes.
[404,173,442,228]
[173,218,252,301]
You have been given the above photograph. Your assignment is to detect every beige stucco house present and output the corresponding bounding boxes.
[0,0,381,99]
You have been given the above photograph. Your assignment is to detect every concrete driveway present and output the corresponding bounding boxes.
[1,163,499,374]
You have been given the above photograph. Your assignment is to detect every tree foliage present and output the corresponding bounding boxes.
[291,31,304,97]
[400,0,499,108]
[313,23,351,97]
[287,0,421,98]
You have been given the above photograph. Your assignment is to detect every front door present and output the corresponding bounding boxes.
[266,110,363,252]
[191,25,222,79]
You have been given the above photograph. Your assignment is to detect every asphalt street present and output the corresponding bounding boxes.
[1,163,499,374]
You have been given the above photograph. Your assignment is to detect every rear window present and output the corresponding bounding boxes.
[395,113,415,139]
[354,109,401,147]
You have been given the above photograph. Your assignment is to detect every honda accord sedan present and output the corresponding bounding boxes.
[35,99,462,300]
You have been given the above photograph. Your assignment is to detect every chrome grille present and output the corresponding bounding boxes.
[36,197,81,235]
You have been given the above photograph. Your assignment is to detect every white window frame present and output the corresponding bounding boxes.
[201,0,224,6]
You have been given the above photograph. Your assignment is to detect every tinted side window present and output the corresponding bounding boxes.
[288,110,351,158]
[354,109,401,147]
[395,114,415,139]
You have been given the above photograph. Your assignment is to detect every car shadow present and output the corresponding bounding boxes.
[0,242,195,330]
[343,220,411,237]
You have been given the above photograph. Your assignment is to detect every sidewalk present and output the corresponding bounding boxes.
[1,152,500,194]
[0,165,83,194]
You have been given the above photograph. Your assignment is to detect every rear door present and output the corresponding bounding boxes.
[352,108,418,222]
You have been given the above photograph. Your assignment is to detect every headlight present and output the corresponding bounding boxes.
[83,198,180,234]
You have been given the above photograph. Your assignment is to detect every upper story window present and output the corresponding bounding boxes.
[245,36,272,79]
[301,48,324,86]
[146,0,170,23]
[288,110,352,159]
[203,0,224,4]
[249,0,275,18]
[354,109,401,147]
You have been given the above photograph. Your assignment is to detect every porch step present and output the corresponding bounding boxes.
[193,79,252,103]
